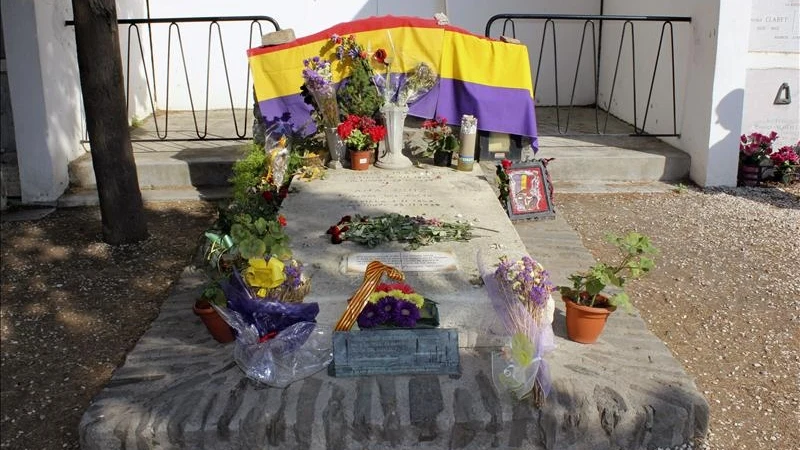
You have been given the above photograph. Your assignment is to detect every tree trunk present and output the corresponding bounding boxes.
[72,0,148,244]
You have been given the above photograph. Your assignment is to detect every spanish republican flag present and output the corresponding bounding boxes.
[247,16,538,141]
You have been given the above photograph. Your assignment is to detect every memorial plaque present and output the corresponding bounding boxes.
[345,251,458,273]
[749,0,800,53]
[329,329,460,377]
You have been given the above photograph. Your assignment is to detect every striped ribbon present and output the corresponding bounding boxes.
[334,261,405,331]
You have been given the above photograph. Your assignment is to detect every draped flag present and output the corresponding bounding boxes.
[247,16,538,143]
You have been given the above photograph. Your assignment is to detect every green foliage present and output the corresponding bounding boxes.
[201,281,227,307]
[337,60,383,119]
[228,214,292,261]
[559,231,658,312]
[230,143,267,206]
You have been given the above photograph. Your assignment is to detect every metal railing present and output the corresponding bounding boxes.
[486,14,691,137]
[68,16,279,142]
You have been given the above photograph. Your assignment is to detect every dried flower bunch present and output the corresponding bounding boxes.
[495,255,555,321]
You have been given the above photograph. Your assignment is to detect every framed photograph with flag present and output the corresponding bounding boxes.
[504,161,555,220]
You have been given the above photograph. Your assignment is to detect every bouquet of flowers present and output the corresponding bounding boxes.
[370,43,438,107]
[769,143,799,184]
[336,114,386,151]
[480,253,556,405]
[301,56,339,129]
[242,256,310,303]
[330,34,384,118]
[740,131,778,165]
[356,282,439,329]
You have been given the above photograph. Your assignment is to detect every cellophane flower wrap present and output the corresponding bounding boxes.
[479,252,556,405]
[214,269,332,387]
[301,56,340,129]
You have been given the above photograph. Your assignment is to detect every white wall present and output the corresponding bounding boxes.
[602,0,752,187]
[740,0,799,149]
[122,0,602,112]
[1,0,84,202]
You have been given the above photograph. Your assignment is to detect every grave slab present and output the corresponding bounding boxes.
[79,165,708,449]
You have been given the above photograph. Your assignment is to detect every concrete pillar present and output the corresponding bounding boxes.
[1,0,84,203]
[680,0,753,186]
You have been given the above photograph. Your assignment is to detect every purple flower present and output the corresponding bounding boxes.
[357,303,386,329]
[377,296,398,318]
[393,300,420,328]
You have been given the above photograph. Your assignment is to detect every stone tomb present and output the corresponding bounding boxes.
[79,166,708,450]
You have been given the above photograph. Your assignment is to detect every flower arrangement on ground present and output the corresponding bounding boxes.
[496,159,513,205]
[356,282,439,329]
[740,131,778,165]
[242,256,309,302]
[326,213,473,249]
[481,253,556,405]
[337,114,386,151]
[769,143,799,184]
[416,116,459,158]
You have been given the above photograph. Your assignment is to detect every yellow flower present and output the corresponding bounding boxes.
[243,257,286,297]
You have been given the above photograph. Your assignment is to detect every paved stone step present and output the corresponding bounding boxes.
[68,143,246,190]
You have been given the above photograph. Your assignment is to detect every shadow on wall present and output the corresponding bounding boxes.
[707,88,745,186]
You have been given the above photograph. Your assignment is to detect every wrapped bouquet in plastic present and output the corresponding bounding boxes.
[215,270,332,387]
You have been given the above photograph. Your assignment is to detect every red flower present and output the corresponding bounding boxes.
[373,48,387,64]
[262,191,274,201]
[278,187,288,199]
[337,121,354,140]
[278,215,287,227]
[501,159,513,170]
[339,215,352,224]
[331,234,343,244]
[368,125,386,143]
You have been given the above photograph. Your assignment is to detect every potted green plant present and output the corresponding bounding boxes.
[193,281,235,343]
[558,232,658,344]
[417,117,459,167]
[738,131,778,186]
[769,142,799,185]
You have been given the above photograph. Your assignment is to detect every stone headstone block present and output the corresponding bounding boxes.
[261,29,296,47]
[329,328,460,377]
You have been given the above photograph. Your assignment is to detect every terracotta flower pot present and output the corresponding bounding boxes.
[193,300,235,343]
[563,295,616,344]
[350,149,373,171]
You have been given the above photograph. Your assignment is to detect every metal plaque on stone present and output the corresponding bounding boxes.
[329,329,460,377]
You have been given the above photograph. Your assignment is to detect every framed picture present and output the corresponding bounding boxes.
[504,161,556,220]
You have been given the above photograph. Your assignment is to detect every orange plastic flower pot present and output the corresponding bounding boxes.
[563,295,616,344]
[350,149,373,171]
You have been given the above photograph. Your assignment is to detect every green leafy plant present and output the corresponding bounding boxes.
[559,232,658,312]
[332,35,383,119]
[327,213,473,250]
[200,281,227,307]
[229,214,292,261]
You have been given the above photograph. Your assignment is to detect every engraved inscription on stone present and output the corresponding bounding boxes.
[329,329,461,377]
[346,251,458,272]
[749,0,800,52]
[342,188,440,209]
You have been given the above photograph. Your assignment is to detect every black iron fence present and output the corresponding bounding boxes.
[486,14,692,137]
[68,16,279,142]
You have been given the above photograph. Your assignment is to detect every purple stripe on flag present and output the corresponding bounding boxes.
[258,78,538,144]
[414,78,538,141]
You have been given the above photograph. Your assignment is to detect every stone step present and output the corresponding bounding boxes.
[67,142,246,190]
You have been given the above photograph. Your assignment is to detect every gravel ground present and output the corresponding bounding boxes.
[557,184,800,450]
[1,185,798,449]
